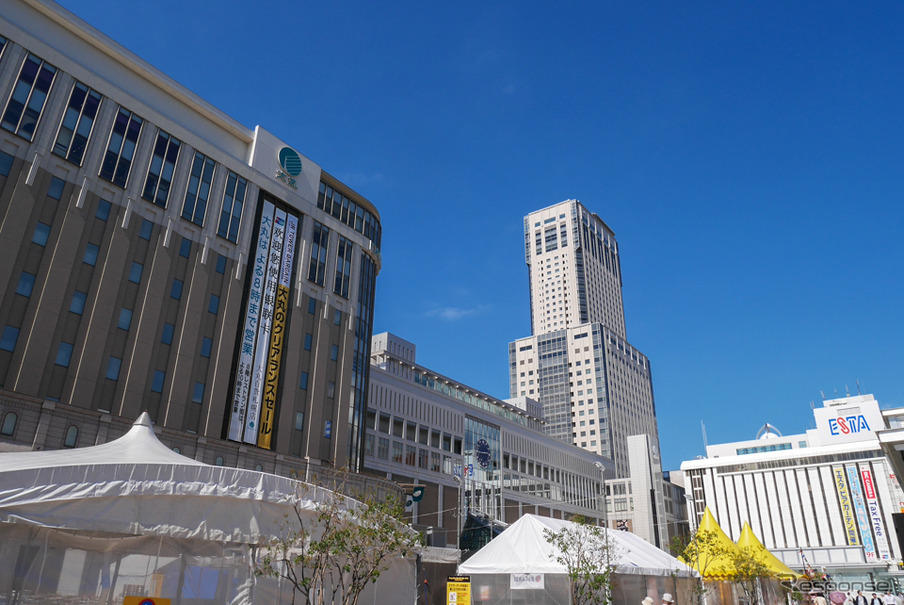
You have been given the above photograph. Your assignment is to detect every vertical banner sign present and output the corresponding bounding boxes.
[228,201,274,441]
[860,464,892,560]
[447,576,471,605]
[245,209,286,444]
[847,465,877,561]
[257,214,297,449]
[833,466,860,545]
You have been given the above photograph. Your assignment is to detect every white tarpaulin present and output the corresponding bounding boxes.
[459,513,697,578]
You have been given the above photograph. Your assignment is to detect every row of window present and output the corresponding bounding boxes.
[0,45,247,243]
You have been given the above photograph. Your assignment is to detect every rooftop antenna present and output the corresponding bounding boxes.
[701,420,708,452]
[819,390,826,400]
[810,400,815,410]
[845,384,851,397]
[856,380,862,395]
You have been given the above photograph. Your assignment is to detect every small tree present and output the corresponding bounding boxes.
[255,476,420,605]
[544,518,621,605]
[726,545,774,605]
[671,528,729,605]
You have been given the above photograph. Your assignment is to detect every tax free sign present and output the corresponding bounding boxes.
[813,400,884,445]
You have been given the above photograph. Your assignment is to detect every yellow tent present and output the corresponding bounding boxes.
[681,507,741,579]
[737,521,801,579]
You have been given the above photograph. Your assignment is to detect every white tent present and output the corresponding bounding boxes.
[458,514,696,605]
[0,412,415,604]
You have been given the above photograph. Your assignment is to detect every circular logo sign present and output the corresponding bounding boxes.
[278,147,302,177]
[476,439,491,469]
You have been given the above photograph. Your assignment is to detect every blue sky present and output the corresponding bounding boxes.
[58,1,904,471]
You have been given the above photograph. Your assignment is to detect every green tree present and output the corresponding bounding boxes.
[255,477,420,605]
[670,529,729,605]
[726,545,774,605]
[544,519,621,605]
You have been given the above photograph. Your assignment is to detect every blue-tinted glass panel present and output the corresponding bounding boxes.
[128,262,143,283]
[299,372,309,390]
[0,151,12,176]
[304,333,312,351]
[142,130,181,207]
[47,177,64,200]
[0,326,19,352]
[105,356,121,380]
[330,344,338,361]
[217,171,246,242]
[201,337,212,358]
[161,323,174,345]
[96,200,111,221]
[2,53,57,141]
[208,294,219,314]
[70,291,86,314]
[117,308,132,330]
[182,152,215,226]
[179,237,191,258]
[215,254,226,274]
[151,370,165,393]
[170,279,183,300]
[32,222,50,246]
[83,243,99,266]
[139,219,153,240]
[16,272,35,297]
[53,82,102,165]
[192,382,204,403]
[55,342,73,367]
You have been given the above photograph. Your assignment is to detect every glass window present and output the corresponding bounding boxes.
[63,425,78,448]
[308,298,316,315]
[299,372,308,389]
[217,171,246,243]
[215,254,226,274]
[53,81,102,165]
[99,107,143,187]
[105,356,121,380]
[128,262,143,283]
[330,344,338,361]
[170,279,183,300]
[142,129,181,207]
[0,412,17,436]
[307,221,329,286]
[139,219,153,240]
[182,152,215,226]
[16,272,35,297]
[295,412,304,431]
[327,381,335,398]
[96,199,111,221]
[304,333,312,351]
[151,370,165,393]
[117,307,132,330]
[55,342,73,367]
[0,326,19,352]
[208,294,219,314]
[201,337,212,358]
[0,151,12,176]
[192,382,204,403]
[333,236,352,298]
[47,177,64,200]
[83,243,99,266]
[70,291,86,314]
[32,221,50,246]
[333,310,341,326]
[179,237,191,258]
[2,53,57,140]
[161,323,174,345]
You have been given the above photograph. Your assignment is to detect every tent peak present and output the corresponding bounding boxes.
[133,411,154,429]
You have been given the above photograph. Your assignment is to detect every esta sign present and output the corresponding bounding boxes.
[828,414,871,436]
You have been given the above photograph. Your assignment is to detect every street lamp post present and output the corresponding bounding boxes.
[593,461,608,529]
[453,475,463,549]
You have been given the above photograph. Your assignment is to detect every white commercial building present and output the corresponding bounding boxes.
[682,394,904,582]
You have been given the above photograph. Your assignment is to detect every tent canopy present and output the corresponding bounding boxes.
[459,514,697,578]
[0,412,333,543]
[738,522,800,579]
[681,507,742,579]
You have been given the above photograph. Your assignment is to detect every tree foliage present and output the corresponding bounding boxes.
[670,528,728,605]
[255,476,420,605]
[726,545,774,605]
[544,519,620,605]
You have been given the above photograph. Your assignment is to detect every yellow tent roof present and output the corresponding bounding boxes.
[737,522,801,579]
[681,507,741,579]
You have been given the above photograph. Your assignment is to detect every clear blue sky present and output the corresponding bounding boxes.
[57,1,904,471]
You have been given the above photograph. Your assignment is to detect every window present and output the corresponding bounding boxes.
[0,326,19,352]
[142,130,180,207]
[128,262,143,283]
[215,254,226,274]
[2,53,57,140]
[327,381,335,398]
[201,337,212,358]
[99,107,143,187]
[96,200,111,221]
[53,81,101,165]
[307,221,329,286]
[192,382,204,403]
[182,152,215,225]
[308,298,316,315]
[83,243,99,266]
[217,171,246,243]
[32,222,50,246]
[330,344,338,361]
[333,236,352,298]
[47,177,64,200]
[170,279,183,300]
[55,342,74,367]
[16,272,35,297]
[208,294,219,314]
[70,291,86,314]
[0,151,12,176]
[333,310,341,326]
[63,425,78,448]
[303,333,312,351]
[139,219,153,240]
[161,323,174,345]
[151,370,165,393]
[105,356,121,380]
[299,372,308,389]
[117,308,132,330]
[0,412,17,436]
[214,456,223,466]
[179,237,191,258]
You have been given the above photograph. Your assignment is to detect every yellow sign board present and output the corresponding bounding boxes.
[123,597,171,605]
[448,575,471,604]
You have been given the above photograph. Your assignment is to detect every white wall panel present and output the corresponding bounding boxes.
[764,470,785,548]
[818,464,845,545]
[796,467,818,547]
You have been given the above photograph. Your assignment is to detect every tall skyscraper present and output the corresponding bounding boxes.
[509,200,659,479]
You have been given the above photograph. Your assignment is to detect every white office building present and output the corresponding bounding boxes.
[682,394,904,582]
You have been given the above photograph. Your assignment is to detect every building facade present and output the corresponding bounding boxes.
[681,394,904,582]
[365,333,614,548]
[0,0,381,473]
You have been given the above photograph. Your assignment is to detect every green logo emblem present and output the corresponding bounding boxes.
[276,147,301,189]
